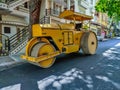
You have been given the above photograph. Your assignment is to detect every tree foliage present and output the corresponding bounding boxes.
[95,0,120,22]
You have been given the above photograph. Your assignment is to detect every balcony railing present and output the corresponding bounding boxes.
[8,0,29,10]
[39,9,61,24]
[5,0,20,4]
[45,9,61,16]
[79,0,89,8]
[39,16,50,24]
[0,3,8,9]
[0,20,28,26]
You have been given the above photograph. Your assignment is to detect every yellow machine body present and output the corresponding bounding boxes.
[21,10,98,68]
[32,24,83,53]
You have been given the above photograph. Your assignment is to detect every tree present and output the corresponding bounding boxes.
[95,0,120,34]
[29,0,41,39]
[95,0,120,19]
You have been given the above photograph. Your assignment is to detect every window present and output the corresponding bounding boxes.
[24,2,28,8]
[0,15,2,21]
[91,0,93,4]
[4,27,11,34]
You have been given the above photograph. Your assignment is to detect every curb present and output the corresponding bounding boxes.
[0,61,24,72]
[0,55,25,72]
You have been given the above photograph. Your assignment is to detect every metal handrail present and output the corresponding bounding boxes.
[39,16,50,24]
[9,26,29,51]
[9,26,28,40]
[0,33,9,38]
[45,8,61,16]
[10,30,28,45]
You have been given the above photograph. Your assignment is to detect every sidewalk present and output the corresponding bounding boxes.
[0,53,25,71]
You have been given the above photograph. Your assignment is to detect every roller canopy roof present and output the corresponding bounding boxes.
[59,10,93,21]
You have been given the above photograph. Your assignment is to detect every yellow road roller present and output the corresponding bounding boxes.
[21,10,98,68]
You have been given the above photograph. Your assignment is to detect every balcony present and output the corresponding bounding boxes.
[0,20,28,26]
[78,0,89,8]
[39,16,50,24]
[0,0,29,15]
[0,3,8,9]
[11,10,29,18]
[0,3,11,14]
[8,0,29,10]
[40,9,63,24]
[45,9,61,17]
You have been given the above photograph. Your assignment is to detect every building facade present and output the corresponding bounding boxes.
[0,0,29,38]
[0,0,110,56]
[90,0,108,38]
[0,0,109,38]
[38,0,95,24]
[0,0,29,55]
[0,0,108,42]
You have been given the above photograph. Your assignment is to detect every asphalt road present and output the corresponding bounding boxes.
[0,38,120,90]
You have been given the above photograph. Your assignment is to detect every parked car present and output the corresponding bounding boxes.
[115,33,120,37]
[97,35,104,41]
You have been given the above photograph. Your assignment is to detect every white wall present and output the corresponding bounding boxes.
[74,0,79,12]
[2,25,17,38]
[40,0,46,18]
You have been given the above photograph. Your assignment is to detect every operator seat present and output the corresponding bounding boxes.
[75,23,82,31]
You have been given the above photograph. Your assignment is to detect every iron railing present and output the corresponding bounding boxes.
[0,26,29,56]
[45,8,61,16]
[4,0,18,4]
[39,9,61,24]
[9,26,29,52]
[39,16,50,24]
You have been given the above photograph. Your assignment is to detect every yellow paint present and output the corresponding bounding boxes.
[32,24,42,37]
[25,38,39,56]
[63,45,79,54]
[21,10,97,68]
[59,10,93,21]
[38,43,55,68]
[21,51,60,63]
